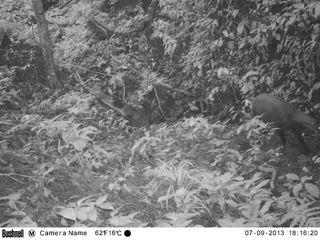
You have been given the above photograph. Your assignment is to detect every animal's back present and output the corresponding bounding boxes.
[252,94,318,155]
[252,94,297,129]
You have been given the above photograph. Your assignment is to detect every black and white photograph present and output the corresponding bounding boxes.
[1,0,320,231]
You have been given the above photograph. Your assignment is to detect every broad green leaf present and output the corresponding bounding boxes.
[237,21,245,35]
[293,183,303,197]
[57,207,77,221]
[305,183,319,198]
[286,173,299,181]
[315,3,320,19]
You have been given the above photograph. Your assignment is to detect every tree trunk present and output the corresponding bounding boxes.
[32,0,62,89]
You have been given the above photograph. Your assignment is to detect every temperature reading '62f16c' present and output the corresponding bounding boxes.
[95,230,122,236]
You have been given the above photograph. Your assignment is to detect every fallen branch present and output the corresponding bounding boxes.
[74,71,125,116]
[157,83,195,97]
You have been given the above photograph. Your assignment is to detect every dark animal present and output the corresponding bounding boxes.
[252,94,318,154]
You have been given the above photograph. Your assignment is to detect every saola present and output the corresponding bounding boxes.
[252,94,318,155]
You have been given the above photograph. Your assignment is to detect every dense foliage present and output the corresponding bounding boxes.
[1,0,320,227]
